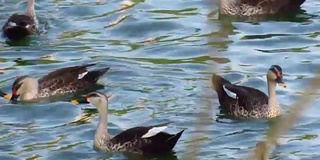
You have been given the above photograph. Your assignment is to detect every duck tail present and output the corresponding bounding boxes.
[212,73,231,98]
[166,130,184,150]
[83,67,110,83]
[140,129,184,155]
[290,0,305,7]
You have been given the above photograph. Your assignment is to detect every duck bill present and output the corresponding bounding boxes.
[0,91,11,99]
[10,94,19,101]
[71,98,89,105]
[276,77,286,88]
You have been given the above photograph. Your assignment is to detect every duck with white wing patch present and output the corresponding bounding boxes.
[212,65,286,118]
[0,63,109,102]
[2,0,39,40]
[219,0,306,16]
[71,91,184,155]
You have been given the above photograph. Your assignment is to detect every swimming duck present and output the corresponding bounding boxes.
[212,65,286,118]
[71,91,184,155]
[0,63,109,101]
[219,0,306,16]
[2,0,38,40]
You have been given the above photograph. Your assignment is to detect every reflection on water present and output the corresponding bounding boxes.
[0,0,320,159]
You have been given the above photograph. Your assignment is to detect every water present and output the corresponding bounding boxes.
[1,0,320,159]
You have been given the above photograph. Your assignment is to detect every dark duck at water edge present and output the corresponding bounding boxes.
[2,0,38,40]
[0,63,109,101]
[212,65,286,118]
[71,91,184,155]
[219,0,306,16]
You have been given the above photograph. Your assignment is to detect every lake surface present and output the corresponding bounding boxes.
[1,0,320,159]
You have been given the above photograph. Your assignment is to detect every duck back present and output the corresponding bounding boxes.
[36,64,109,98]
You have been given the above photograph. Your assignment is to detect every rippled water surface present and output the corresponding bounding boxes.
[1,0,320,159]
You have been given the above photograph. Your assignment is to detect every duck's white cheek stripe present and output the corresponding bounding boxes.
[223,85,237,99]
[141,126,167,138]
[78,71,88,79]
[25,24,30,28]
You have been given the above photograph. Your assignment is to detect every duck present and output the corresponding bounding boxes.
[212,65,286,118]
[71,91,184,155]
[0,63,109,101]
[219,0,306,16]
[2,0,38,40]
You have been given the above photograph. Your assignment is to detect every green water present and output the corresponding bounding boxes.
[1,0,320,159]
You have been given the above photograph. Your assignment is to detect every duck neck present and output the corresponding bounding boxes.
[26,0,36,18]
[267,80,279,110]
[94,104,110,146]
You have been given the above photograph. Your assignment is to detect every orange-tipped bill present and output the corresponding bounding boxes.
[71,100,79,105]
[0,91,11,99]
[276,77,286,88]
[278,82,286,87]
[71,98,88,105]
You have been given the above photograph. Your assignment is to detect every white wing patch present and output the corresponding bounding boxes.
[8,22,17,27]
[78,71,88,79]
[141,126,167,138]
[223,85,237,99]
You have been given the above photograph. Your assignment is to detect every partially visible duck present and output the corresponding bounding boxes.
[2,0,38,40]
[219,0,306,16]
[212,65,286,118]
[0,63,109,101]
[71,91,184,155]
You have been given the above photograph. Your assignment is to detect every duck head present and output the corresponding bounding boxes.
[71,91,112,112]
[10,76,39,101]
[267,65,286,88]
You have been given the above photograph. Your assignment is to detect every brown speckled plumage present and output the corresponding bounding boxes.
[98,124,184,155]
[212,65,285,118]
[220,0,306,16]
[2,0,38,40]
[72,92,184,155]
[10,63,109,101]
[36,64,108,98]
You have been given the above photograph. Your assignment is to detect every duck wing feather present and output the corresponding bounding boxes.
[111,123,183,154]
[223,83,268,111]
[38,63,109,95]
[212,74,268,112]
[221,0,305,16]
[237,0,305,9]
[2,14,37,40]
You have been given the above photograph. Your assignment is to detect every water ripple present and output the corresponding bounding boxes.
[0,0,320,159]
